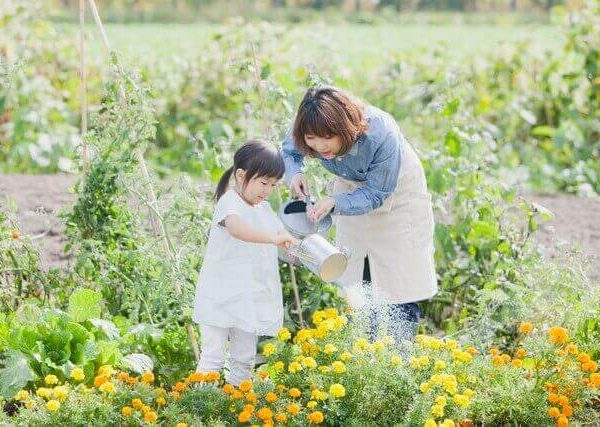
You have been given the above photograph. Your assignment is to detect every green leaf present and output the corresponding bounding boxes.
[0,351,36,398]
[68,289,102,322]
[442,98,460,116]
[531,125,556,138]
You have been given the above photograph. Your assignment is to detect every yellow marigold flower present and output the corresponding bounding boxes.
[256,407,273,421]
[44,375,59,385]
[275,413,287,423]
[431,404,444,417]
[548,407,560,418]
[289,362,303,373]
[548,327,569,345]
[99,382,116,393]
[391,355,403,366]
[286,403,301,415]
[294,329,314,344]
[452,394,469,407]
[277,328,291,342]
[419,356,430,366]
[262,343,277,357]
[306,400,317,409]
[519,322,533,334]
[170,390,181,400]
[25,401,36,410]
[444,340,458,350]
[371,341,385,352]
[489,348,500,356]
[565,344,578,355]
[131,398,144,409]
[353,338,369,352]
[420,382,432,394]
[329,383,345,398]
[144,411,158,423]
[121,406,133,416]
[273,361,285,371]
[463,388,475,398]
[331,361,346,374]
[511,359,524,368]
[340,351,353,362]
[141,371,155,384]
[265,392,278,403]
[424,419,437,427]
[434,360,447,371]
[141,405,152,414]
[238,411,252,423]
[307,410,324,424]
[187,372,203,383]
[15,390,30,401]
[435,395,447,406]
[46,399,60,412]
[289,388,302,398]
[501,354,511,363]
[53,385,69,401]
[98,365,114,377]
[176,424,188,427]
[36,387,52,399]
[441,420,455,427]
[323,344,338,354]
[70,368,85,382]
[556,416,569,427]
[302,357,317,369]
[156,397,166,406]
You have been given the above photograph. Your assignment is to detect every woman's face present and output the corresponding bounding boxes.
[304,134,342,159]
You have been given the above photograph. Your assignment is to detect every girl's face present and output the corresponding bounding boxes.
[304,134,342,159]
[235,170,279,205]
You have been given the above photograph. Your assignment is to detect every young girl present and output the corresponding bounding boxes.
[281,86,438,343]
[193,140,297,386]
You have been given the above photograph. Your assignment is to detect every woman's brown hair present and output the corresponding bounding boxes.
[292,86,368,157]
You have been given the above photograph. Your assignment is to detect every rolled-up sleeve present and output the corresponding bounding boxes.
[333,131,401,216]
[281,126,305,184]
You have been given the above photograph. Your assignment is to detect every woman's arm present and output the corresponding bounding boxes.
[333,130,402,216]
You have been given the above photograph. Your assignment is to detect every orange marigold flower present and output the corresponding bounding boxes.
[582,361,598,373]
[286,403,301,415]
[94,375,109,388]
[466,347,478,355]
[222,384,235,394]
[117,372,130,382]
[590,373,600,388]
[155,397,166,406]
[238,411,252,423]
[131,398,143,409]
[289,388,302,398]
[246,391,257,403]
[205,371,220,382]
[265,392,278,403]
[239,380,253,392]
[258,371,269,380]
[501,354,511,363]
[173,382,187,392]
[561,404,573,417]
[188,372,204,383]
[141,371,155,384]
[565,344,578,355]
[519,322,534,334]
[121,406,133,416]
[492,355,503,365]
[232,391,244,399]
[243,404,255,414]
[547,393,560,404]
[127,377,138,386]
[307,410,324,424]
[577,353,591,363]
[545,383,559,393]
[515,348,527,359]
[558,395,569,406]
[275,413,287,423]
[511,359,523,368]
[556,415,569,427]
[548,407,560,418]
[489,348,500,356]
[170,391,181,400]
[548,327,569,345]
[144,411,158,423]
[256,408,273,421]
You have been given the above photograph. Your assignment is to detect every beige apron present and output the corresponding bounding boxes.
[332,141,438,304]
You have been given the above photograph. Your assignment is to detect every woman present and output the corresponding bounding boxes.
[281,86,437,342]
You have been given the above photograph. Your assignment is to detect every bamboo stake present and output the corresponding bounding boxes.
[79,0,88,175]
[85,0,200,362]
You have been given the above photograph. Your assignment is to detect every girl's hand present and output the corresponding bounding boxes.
[290,173,310,201]
[273,231,300,250]
[307,197,335,223]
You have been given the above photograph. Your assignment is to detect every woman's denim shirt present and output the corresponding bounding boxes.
[281,105,404,216]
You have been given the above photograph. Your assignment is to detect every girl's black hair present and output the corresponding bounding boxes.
[215,140,285,201]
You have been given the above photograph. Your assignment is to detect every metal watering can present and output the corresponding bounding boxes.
[278,199,350,283]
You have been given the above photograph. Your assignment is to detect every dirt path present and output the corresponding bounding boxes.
[1,174,599,280]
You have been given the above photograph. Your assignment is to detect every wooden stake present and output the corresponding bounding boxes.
[79,0,88,175]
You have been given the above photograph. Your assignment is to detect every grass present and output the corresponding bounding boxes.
[70,22,562,69]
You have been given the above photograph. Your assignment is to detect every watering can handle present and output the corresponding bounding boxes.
[340,246,352,260]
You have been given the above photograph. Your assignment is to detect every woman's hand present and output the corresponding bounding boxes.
[272,231,300,250]
[307,197,335,223]
[290,173,310,200]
